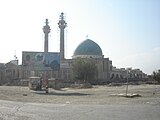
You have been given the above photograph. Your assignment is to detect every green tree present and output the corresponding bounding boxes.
[72,58,97,83]
[152,69,160,83]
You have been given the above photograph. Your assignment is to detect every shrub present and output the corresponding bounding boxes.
[152,70,160,83]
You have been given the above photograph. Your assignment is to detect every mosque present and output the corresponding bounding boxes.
[0,13,147,84]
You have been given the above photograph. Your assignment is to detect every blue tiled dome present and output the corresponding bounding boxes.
[73,39,102,56]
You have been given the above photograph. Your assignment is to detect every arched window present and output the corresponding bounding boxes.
[111,74,114,79]
[116,74,119,78]
[26,55,30,61]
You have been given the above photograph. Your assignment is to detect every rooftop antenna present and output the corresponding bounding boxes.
[14,50,18,60]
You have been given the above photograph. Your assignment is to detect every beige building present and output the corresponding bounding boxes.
[0,60,20,84]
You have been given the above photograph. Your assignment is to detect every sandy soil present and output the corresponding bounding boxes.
[0,84,160,105]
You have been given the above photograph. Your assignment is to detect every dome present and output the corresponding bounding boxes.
[73,39,103,59]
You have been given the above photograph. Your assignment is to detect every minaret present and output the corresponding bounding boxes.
[43,19,51,53]
[58,13,67,61]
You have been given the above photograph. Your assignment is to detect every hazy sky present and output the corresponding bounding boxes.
[0,0,160,74]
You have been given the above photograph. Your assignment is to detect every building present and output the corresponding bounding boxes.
[0,59,20,84]
[0,13,147,84]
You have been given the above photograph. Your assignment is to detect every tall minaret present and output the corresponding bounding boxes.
[58,13,67,61]
[43,19,51,53]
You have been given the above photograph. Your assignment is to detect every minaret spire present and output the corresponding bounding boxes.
[58,12,67,61]
[43,19,51,53]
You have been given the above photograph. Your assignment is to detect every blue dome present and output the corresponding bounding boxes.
[73,39,102,56]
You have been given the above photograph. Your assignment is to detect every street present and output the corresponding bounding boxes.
[0,100,160,120]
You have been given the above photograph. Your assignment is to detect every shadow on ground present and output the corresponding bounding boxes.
[34,91,92,96]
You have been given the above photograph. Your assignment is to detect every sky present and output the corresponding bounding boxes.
[0,0,160,75]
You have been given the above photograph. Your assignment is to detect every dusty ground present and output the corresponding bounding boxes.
[0,84,160,105]
[1,84,160,120]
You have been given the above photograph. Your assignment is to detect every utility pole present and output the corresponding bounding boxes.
[126,71,129,96]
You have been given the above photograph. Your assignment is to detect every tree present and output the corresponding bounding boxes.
[152,69,160,83]
[72,58,97,83]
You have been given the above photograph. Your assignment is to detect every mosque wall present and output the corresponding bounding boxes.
[93,58,111,83]
[22,51,60,71]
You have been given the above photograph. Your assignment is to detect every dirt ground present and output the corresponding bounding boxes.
[0,84,160,105]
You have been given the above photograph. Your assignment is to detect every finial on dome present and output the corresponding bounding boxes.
[45,19,49,25]
[86,35,88,39]
[60,12,64,20]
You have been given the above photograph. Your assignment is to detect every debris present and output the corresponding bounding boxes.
[66,101,70,104]
[110,93,141,98]
[125,94,141,98]
[23,94,27,96]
